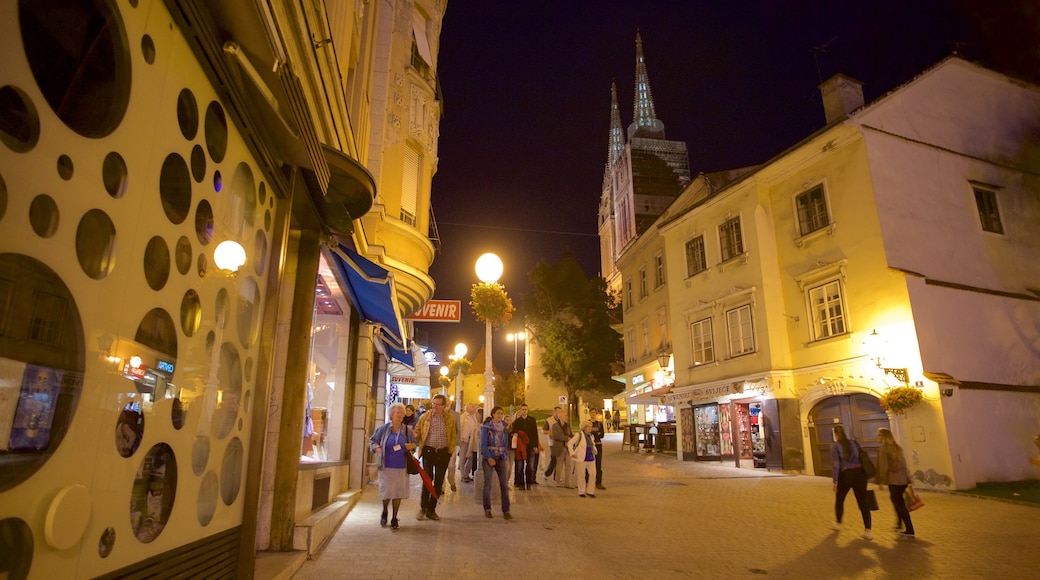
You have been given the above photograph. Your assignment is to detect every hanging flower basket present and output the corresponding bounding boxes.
[879,385,924,414]
[470,282,514,328]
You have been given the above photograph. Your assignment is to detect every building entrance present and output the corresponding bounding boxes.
[808,393,889,479]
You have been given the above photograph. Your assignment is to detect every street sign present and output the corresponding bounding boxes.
[558,396,568,405]
[405,299,462,322]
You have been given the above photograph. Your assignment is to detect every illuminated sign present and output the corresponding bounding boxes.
[405,300,462,322]
[157,360,175,373]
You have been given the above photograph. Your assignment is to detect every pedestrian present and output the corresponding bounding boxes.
[414,394,457,521]
[402,404,417,428]
[877,427,916,538]
[459,403,479,482]
[568,420,597,498]
[368,402,416,530]
[550,406,574,488]
[830,424,873,540]
[446,405,461,492]
[480,406,513,520]
[612,409,620,432]
[512,404,540,489]
[589,408,606,491]
[542,414,556,480]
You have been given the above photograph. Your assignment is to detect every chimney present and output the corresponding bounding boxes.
[819,74,864,124]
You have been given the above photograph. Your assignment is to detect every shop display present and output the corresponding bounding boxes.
[7,365,62,451]
[719,403,734,456]
[694,404,720,457]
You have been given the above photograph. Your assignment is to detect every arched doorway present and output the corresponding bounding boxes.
[808,393,889,479]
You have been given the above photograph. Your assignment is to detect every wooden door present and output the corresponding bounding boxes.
[809,393,888,478]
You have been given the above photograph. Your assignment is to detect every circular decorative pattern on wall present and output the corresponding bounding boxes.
[29,194,59,238]
[133,308,177,362]
[215,288,229,329]
[0,85,40,152]
[115,403,144,458]
[243,389,252,414]
[197,471,218,526]
[143,236,170,291]
[98,527,115,558]
[258,182,267,205]
[19,0,131,139]
[176,88,198,140]
[204,101,228,163]
[57,155,74,180]
[0,517,33,578]
[236,277,261,349]
[75,209,116,280]
[212,170,222,194]
[253,230,267,277]
[179,289,201,337]
[244,358,253,383]
[174,236,192,275]
[130,443,177,544]
[230,162,256,227]
[103,152,128,199]
[196,253,208,278]
[191,436,210,476]
[264,208,271,232]
[212,343,241,440]
[190,144,206,183]
[220,437,244,505]
[0,173,7,221]
[159,153,192,224]
[140,34,155,65]
[195,200,213,245]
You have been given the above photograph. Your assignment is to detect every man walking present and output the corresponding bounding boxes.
[459,403,479,482]
[589,408,606,491]
[549,406,574,488]
[511,404,540,489]
[414,394,457,520]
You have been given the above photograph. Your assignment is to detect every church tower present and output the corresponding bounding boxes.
[599,32,691,293]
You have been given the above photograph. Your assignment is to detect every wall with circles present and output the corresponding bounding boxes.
[0,0,281,577]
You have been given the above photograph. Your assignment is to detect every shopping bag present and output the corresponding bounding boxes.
[865,489,879,511]
[904,486,925,511]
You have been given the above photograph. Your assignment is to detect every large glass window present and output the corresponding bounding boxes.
[690,318,714,365]
[808,280,846,340]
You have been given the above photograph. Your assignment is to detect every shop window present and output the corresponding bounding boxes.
[694,404,720,458]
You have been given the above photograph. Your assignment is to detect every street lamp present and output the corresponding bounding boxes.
[864,329,909,385]
[439,365,449,396]
[453,343,467,412]
[475,253,503,418]
[506,331,526,412]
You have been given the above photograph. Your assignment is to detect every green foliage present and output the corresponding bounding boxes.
[448,357,471,378]
[493,371,526,410]
[522,254,624,410]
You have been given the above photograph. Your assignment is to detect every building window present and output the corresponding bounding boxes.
[410,12,433,79]
[689,318,714,365]
[29,291,68,345]
[719,217,743,262]
[626,328,636,362]
[641,319,650,356]
[685,235,706,277]
[725,305,754,356]
[656,307,668,349]
[808,280,846,340]
[639,268,648,298]
[400,146,420,226]
[654,254,665,288]
[973,187,1003,234]
[796,185,829,236]
[625,280,633,309]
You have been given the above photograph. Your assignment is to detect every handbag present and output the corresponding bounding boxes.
[904,486,925,511]
[406,452,420,475]
[865,489,879,511]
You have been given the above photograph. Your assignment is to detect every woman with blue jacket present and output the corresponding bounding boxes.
[830,424,873,540]
[480,406,512,520]
[369,402,416,529]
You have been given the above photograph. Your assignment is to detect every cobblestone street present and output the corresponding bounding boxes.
[289,433,1040,579]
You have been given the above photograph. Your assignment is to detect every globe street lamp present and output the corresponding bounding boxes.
[475,253,503,418]
[506,331,526,412]
[439,365,449,396]
[453,343,467,412]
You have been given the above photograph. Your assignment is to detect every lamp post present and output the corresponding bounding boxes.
[475,253,503,418]
[453,343,467,412]
[506,331,525,412]
[439,365,449,396]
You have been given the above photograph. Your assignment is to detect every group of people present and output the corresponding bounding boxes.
[368,397,611,529]
[831,424,918,540]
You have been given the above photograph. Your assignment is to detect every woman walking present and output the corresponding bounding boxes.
[830,425,873,540]
[369,402,416,530]
[877,427,916,538]
[480,406,513,519]
[568,420,597,498]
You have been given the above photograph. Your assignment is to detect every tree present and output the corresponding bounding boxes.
[493,370,526,411]
[522,253,623,420]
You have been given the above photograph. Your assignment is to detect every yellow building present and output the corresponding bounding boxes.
[0,0,446,576]
[638,57,1040,488]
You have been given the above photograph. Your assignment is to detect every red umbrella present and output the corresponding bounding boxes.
[408,453,437,499]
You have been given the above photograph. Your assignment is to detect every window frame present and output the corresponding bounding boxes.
[654,253,665,288]
[689,317,715,366]
[685,235,707,277]
[718,216,744,263]
[640,318,650,356]
[725,304,755,357]
[639,267,648,299]
[972,186,1004,235]
[806,279,847,341]
[795,184,830,236]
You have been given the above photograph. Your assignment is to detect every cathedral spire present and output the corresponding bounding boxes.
[608,80,625,167]
[628,31,666,140]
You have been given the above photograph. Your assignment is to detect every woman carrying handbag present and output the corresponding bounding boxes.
[877,427,917,538]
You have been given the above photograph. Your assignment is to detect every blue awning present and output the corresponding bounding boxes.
[382,340,413,369]
[330,245,406,353]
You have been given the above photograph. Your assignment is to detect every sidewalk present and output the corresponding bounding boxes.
[272,433,1039,579]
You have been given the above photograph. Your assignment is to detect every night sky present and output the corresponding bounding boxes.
[417,0,1038,371]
